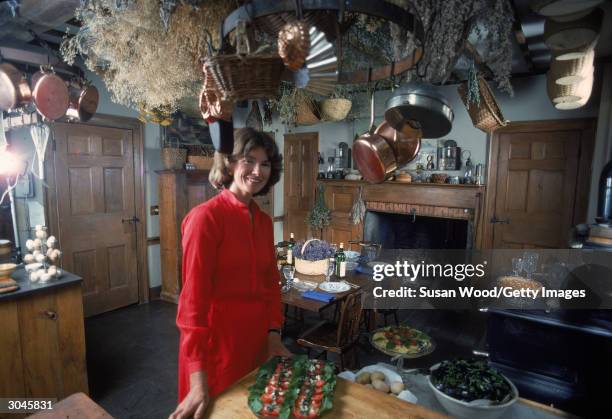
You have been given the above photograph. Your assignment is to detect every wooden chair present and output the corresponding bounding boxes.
[297,292,363,371]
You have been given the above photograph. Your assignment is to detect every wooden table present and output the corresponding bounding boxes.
[27,392,112,418]
[204,369,448,419]
[281,271,372,313]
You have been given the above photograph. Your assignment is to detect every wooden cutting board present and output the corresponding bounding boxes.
[204,369,449,419]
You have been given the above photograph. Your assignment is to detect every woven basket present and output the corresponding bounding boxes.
[295,95,320,126]
[294,239,329,276]
[320,98,352,121]
[458,76,509,134]
[202,53,284,102]
[161,147,187,170]
[430,173,448,184]
[547,70,593,103]
[548,48,594,85]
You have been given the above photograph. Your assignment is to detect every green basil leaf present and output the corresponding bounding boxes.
[248,396,263,414]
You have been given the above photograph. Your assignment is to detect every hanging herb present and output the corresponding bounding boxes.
[306,184,332,234]
[465,60,480,109]
[350,186,366,225]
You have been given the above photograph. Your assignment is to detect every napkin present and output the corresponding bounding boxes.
[302,291,335,302]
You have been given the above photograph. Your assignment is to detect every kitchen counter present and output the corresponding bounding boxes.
[0,266,82,301]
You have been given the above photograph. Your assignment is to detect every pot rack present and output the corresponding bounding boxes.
[220,0,425,85]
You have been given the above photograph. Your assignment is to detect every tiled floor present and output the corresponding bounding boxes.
[85,301,486,418]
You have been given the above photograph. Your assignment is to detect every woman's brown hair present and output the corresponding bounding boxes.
[209,128,282,196]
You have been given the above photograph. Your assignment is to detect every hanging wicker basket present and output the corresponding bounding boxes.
[294,239,329,276]
[295,94,320,126]
[544,8,603,50]
[548,48,594,85]
[320,98,352,122]
[458,76,509,134]
[547,70,593,104]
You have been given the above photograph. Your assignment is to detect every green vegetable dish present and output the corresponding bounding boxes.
[248,356,337,419]
[430,359,512,404]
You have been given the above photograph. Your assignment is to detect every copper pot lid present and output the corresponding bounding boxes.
[374,120,422,166]
[353,133,397,184]
[33,72,69,121]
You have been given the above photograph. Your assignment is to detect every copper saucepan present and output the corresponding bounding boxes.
[66,80,99,122]
[0,63,33,111]
[374,120,422,166]
[32,67,69,121]
[353,91,397,184]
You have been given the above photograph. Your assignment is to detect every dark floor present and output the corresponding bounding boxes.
[85,301,487,418]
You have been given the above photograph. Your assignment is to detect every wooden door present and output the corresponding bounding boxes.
[52,123,139,316]
[486,120,595,248]
[283,133,318,241]
[324,183,362,250]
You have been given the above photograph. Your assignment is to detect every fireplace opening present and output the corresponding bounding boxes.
[363,210,469,249]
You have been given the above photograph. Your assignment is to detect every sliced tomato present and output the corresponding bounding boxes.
[315,379,325,388]
[311,392,323,402]
[261,393,274,403]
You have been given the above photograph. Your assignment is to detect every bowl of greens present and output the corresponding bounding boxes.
[427,359,518,419]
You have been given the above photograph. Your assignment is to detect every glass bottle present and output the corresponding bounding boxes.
[286,233,296,266]
[335,242,346,278]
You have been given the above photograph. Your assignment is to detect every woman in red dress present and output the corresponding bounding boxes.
[170,128,291,418]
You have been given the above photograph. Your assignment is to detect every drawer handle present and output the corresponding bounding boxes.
[44,310,58,321]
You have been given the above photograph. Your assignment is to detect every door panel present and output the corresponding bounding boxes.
[491,122,590,249]
[283,133,317,241]
[53,123,139,316]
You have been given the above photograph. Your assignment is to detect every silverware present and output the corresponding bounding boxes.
[342,280,360,289]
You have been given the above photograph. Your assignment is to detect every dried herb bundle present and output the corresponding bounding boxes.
[61,0,235,111]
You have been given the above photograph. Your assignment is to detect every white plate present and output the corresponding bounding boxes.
[338,364,418,404]
[318,281,350,293]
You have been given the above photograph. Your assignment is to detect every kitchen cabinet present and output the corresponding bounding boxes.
[322,181,363,250]
[157,169,273,302]
[0,270,88,408]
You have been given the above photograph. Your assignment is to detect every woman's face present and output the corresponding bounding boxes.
[230,147,271,198]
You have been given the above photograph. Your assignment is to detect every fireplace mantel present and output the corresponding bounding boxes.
[319,180,486,249]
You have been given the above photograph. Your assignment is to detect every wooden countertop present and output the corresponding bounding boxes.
[0,267,82,302]
[204,369,449,419]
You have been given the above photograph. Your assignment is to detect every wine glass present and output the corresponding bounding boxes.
[522,252,539,279]
[511,257,523,277]
[325,258,336,282]
[282,264,295,292]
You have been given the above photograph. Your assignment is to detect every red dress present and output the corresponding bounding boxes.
[177,189,283,401]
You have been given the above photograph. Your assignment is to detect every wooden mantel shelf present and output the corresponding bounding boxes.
[320,179,485,189]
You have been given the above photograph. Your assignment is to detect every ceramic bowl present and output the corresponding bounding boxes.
[0,263,17,280]
[427,363,518,419]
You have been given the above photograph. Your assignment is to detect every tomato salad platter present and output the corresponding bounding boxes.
[248,356,336,419]
[370,325,435,358]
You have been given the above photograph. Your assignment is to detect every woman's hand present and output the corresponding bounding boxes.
[169,371,210,419]
[267,331,293,359]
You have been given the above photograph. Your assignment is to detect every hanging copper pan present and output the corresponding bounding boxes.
[66,81,99,122]
[32,68,69,121]
[353,90,397,183]
[0,63,32,111]
[374,120,422,166]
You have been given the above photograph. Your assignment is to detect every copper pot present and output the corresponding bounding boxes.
[32,68,69,121]
[0,63,32,110]
[66,82,99,122]
[353,91,397,183]
[374,120,422,166]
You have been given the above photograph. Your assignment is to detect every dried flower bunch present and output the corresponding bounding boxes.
[306,184,332,232]
[388,0,515,94]
[61,0,235,111]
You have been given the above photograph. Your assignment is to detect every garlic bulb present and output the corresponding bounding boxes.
[40,272,52,283]
[35,253,46,263]
[47,236,57,248]
[33,238,42,249]
[23,254,35,264]
[35,229,48,240]
[25,239,35,251]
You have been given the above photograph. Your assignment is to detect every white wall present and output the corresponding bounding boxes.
[233,72,601,242]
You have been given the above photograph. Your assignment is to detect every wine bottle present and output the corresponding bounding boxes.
[287,233,296,266]
[335,242,346,278]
